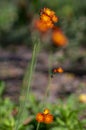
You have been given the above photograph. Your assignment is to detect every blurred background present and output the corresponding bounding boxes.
[0,0,86,102]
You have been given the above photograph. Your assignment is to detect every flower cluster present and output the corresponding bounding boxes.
[34,8,68,47]
[36,108,53,124]
[35,8,58,32]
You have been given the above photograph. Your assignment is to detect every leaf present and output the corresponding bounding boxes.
[0,81,5,96]
[56,118,65,126]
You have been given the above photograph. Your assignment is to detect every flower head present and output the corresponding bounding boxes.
[35,8,58,33]
[52,27,68,46]
[40,8,58,23]
[35,20,49,32]
[36,113,44,122]
[57,67,64,73]
[43,8,55,17]
[40,14,51,23]
[51,67,64,77]
[43,108,50,115]
[36,109,53,124]
[52,15,58,23]
[41,8,58,23]
[53,67,64,74]
[44,114,53,124]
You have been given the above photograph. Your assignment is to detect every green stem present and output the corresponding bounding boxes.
[36,123,40,130]
[42,75,52,110]
[14,39,41,130]
[41,53,53,110]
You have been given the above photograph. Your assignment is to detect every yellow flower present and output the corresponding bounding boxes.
[79,94,86,103]
[43,108,50,115]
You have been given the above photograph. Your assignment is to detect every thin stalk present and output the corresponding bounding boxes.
[35,53,53,130]
[14,39,41,130]
[42,75,52,110]
[36,123,40,130]
[41,53,53,110]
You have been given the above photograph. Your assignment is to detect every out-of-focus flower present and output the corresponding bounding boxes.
[51,67,64,77]
[52,27,68,46]
[35,20,48,32]
[43,108,50,115]
[57,67,64,73]
[36,108,53,124]
[36,113,44,122]
[79,94,86,103]
[35,19,53,32]
[44,114,53,124]
[53,67,64,74]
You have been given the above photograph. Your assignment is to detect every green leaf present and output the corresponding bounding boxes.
[0,81,5,96]
[56,118,65,126]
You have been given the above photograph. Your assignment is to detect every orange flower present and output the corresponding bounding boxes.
[41,8,58,23]
[40,14,51,22]
[35,19,54,32]
[46,20,54,28]
[52,15,58,23]
[35,8,58,33]
[44,114,53,124]
[43,8,55,17]
[53,67,63,73]
[57,67,64,73]
[51,67,64,77]
[36,109,53,124]
[52,28,68,46]
[36,113,44,122]
[35,20,48,32]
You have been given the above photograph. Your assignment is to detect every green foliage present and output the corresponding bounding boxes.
[0,1,86,130]
[0,2,17,29]
[0,82,86,130]
[0,81,15,130]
